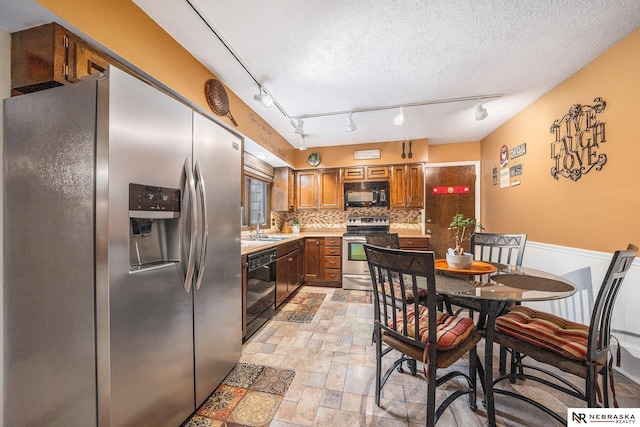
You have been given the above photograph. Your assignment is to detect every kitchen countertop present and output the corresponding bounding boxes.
[241,230,431,255]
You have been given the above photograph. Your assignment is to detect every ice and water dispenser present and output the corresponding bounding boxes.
[129,183,181,271]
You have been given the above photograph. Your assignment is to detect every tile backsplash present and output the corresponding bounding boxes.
[270,208,422,232]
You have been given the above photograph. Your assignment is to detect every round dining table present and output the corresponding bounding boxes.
[434,260,577,427]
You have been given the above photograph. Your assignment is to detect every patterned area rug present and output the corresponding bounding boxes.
[273,291,326,323]
[184,363,295,427]
[331,289,372,303]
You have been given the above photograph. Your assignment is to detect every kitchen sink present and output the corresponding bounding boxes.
[242,235,291,243]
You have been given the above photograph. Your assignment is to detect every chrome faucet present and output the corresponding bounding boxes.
[256,211,265,237]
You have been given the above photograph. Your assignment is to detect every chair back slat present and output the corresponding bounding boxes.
[365,244,438,348]
[588,244,637,362]
[471,232,527,266]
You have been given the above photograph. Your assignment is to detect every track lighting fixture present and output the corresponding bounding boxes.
[299,135,307,151]
[294,118,304,135]
[253,86,273,108]
[475,99,488,121]
[393,106,405,126]
[346,112,357,132]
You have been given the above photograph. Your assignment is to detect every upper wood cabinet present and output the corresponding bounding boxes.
[318,169,343,209]
[296,168,343,210]
[390,163,424,209]
[343,165,389,182]
[271,167,295,211]
[296,170,318,209]
[11,23,108,95]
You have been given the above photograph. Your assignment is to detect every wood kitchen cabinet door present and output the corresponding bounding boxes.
[66,35,108,82]
[272,167,295,211]
[304,238,322,281]
[390,165,408,208]
[11,23,109,95]
[366,165,389,181]
[406,163,424,208]
[343,167,365,181]
[296,168,342,210]
[318,169,342,209]
[296,170,317,209]
[390,163,424,209]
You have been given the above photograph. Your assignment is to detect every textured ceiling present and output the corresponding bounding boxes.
[131,0,640,150]
[2,1,640,156]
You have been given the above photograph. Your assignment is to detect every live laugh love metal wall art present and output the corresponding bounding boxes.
[550,97,607,181]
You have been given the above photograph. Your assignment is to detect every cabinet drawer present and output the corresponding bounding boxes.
[277,239,302,257]
[324,237,341,247]
[322,255,341,269]
[343,167,365,181]
[366,166,389,180]
[399,237,429,250]
[324,246,341,256]
[324,269,342,282]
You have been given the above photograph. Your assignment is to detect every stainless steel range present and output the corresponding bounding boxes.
[342,215,390,290]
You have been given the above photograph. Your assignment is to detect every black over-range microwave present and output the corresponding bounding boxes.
[344,181,389,208]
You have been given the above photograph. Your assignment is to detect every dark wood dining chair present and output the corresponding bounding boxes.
[492,243,637,424]
[364,244,481,426]
[446,232,528,372]
[365,232,400,249]
[470,232,527,271]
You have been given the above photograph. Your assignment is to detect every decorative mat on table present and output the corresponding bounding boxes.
[491,274,574,291]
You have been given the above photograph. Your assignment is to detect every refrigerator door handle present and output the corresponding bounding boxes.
[183,157,198,293]
[194,161,208,290]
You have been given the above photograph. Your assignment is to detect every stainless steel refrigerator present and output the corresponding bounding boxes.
[3,66,242,426]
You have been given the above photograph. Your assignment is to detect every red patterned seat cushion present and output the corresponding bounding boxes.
[388,305,475,350]
[495,306,589,361]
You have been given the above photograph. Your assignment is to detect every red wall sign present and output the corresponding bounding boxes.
[431,186,470,195]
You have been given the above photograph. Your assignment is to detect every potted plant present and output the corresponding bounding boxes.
[291,219,301,233]
[446,213,483,268]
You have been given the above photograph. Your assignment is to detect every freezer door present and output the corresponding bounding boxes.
[101,67,195,426]
[3,79,99,427]
[192,112,242,406]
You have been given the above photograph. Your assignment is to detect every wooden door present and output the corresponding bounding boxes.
[424,165,477,258]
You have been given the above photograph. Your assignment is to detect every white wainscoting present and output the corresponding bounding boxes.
[521,241,640,384]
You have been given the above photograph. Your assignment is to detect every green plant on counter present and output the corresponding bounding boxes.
[448,213,483,255]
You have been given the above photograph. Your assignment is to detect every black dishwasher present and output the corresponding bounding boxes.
[244,248,277,341]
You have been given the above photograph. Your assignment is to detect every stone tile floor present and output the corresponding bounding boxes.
[186,286,640,426]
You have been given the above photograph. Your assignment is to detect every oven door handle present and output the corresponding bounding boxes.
[343,236,367,242]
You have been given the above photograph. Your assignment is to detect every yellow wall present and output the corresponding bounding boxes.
[292,138,429,169]
[428,141,481,163]
[481,29,640,253]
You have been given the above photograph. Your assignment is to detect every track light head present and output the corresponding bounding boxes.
[475,100,488,121]
[393,106,405,126]
[299,135,307,151]
[294,118,304,135]
[253,86,273,108]
[346,112,357,132]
